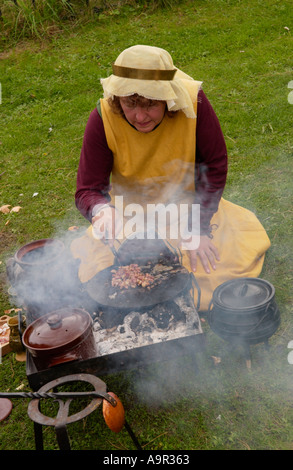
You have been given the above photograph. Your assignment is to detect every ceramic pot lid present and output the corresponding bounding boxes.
[23,308,91,350]
[0,398,13,422]
[213,278,275,309]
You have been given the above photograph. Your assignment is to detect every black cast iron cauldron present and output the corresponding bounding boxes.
[207,278,280,345]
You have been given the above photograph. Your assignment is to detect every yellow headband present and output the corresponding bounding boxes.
[112,64,177,81]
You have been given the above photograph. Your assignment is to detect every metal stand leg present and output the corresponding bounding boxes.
[124,420,142,450]
[243,343,252,369]
[264,339,270,351]
[55,423,71,450]
[33,422,44,450]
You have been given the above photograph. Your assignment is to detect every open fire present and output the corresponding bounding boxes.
[92,293,202,357]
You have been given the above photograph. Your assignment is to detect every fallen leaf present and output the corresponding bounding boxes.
[0,204,11,214]
[11,206,22,213]
[68,226,79,231]
[211,356,221,365]
[16,383,25,390]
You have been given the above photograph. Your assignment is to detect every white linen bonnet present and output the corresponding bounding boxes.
[100,45,200,119]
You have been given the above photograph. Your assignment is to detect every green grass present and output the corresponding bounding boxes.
[0,0,293,451]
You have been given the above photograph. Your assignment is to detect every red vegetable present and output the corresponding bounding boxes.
[102,392,125,433]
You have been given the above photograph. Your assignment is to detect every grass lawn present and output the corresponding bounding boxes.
[0,0,292,451]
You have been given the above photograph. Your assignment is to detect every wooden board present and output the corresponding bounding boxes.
[0,332,11,357]
[0,343,11,356]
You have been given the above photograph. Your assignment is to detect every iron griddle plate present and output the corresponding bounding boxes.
[85,263,191,309]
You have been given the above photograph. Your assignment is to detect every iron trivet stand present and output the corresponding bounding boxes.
[1,374,141,450]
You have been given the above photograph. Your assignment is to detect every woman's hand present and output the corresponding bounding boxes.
[92,206,122,247]
[183,235,220,274]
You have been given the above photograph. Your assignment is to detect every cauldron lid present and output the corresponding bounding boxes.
[22,308,91,350]
[212,278,275,309]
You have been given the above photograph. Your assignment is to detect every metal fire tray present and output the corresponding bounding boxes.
[26,332,205,391]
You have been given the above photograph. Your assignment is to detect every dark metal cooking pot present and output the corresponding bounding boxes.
[7,239,82,323]
[14,238,65,270]
[207,278,280,345]
[22,308,97,369]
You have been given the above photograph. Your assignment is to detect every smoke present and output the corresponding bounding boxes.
[130,356,201,408]
[110,159,198,242]
[6,153,290,419]
[6,229,94,323]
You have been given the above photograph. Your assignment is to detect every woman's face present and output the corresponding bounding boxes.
[119,95,166,133]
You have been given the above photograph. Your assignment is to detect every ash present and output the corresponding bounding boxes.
[93,294,203,356]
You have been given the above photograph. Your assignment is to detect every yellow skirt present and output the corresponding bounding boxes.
[70,198,271,311]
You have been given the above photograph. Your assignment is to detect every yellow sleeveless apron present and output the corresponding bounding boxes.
[71,82,270,311]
